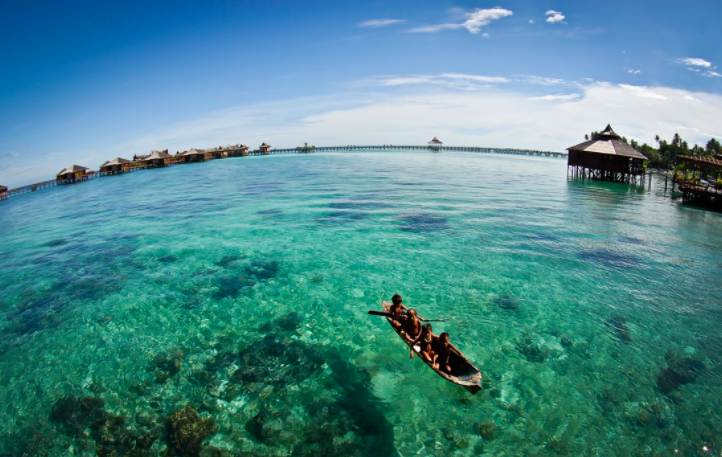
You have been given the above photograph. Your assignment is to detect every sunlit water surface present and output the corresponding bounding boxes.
[1,152,721,456]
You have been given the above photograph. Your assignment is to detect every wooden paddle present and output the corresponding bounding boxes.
[367,310,450,322]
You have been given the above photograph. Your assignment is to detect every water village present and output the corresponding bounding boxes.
[2,126,722,209]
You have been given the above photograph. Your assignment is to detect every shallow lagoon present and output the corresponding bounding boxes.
[0,151,721,456]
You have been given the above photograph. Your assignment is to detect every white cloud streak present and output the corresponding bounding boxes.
[528,94,581,101]
[676,58,712,68]
[373,73,509,90]
[545,10,566,24]
[358,19,405,28]
[628,69,641,74]
[408,8,513,34]
[703,71,721,78]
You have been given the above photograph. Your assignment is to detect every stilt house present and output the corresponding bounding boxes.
[56,165,94,183]
[429,137,443,151]
[0,185,7,200]
[99,157,133,175]
[178,149,212,163]
[143,150,174,167]
[567,125,647,183]
[259,143,271,155]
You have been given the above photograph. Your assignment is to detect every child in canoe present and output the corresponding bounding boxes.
[433,332,453,374]
[410,324,435,362]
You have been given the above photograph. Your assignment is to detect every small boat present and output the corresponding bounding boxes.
[381,300,483,394]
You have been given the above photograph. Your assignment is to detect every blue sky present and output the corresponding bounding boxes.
[1,0,721,187]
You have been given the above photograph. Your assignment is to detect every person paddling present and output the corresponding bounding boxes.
[389,294,408,330]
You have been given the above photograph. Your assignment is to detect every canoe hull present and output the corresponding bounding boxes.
[382,301,482,394]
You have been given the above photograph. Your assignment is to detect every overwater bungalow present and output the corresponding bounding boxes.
[56,165,95,184]
[567,125,647,184]
[259,142,271,155]
[236,144,249,157]
[178,148,212,163]
[99,157,135,176]
[143,149,175,168]
[429,137,443,151]
[674,154,722,206]
[0,185,7,200]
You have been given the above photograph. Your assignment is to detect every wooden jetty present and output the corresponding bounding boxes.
[1,143,565,202]
[567,125,647,184]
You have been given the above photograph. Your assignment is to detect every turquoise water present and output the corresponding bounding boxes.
[0,151,721,456]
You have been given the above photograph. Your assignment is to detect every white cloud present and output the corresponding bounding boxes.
[408,7,513,34]
[528,94,581,101]
[676,57,712,68]
[618,84,667,100]
[358,19,405,28]
[703,71,722,78]
[371,73,509,90]
[6,81,722,188]
[482,32,490,38]
[517,75,567,85]
[529,19,535,24]
[545,10,566,24]
[628,69,641,74]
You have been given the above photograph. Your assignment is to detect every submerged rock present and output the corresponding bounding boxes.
[51,396,106,435]
[149,347,185,383]
[259,311,302,333]
[516,336,549,363]
[605,316,632,343]
[232,333,324,390]
[473,421,497,440]
[657,357,706,394]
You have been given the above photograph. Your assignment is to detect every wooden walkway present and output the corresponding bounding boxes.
[2,145,565,202]
[251,145,566,157]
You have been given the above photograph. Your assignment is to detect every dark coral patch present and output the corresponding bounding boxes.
[212,276,256,299]
[398,213,449,232]
[166,406,217,457]
[244,259,280,281]
[578,248,639,268]
[657,357,706,394]
[260,312,302,332]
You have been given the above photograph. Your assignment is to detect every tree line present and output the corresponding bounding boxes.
[584,131,722,170]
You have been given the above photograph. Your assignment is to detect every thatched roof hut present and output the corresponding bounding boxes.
[567,125,647,183]
[259,142,271,154]
[100,157,133,175]
[178,148,211,162]
[143,150,174,167]
[56,165,91,182]
[428,137,443,151]
[0,185,7,200]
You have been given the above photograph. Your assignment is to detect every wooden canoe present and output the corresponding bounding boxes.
[381,300,483,394]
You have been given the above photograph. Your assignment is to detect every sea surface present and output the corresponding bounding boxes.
[0,151,721,456]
